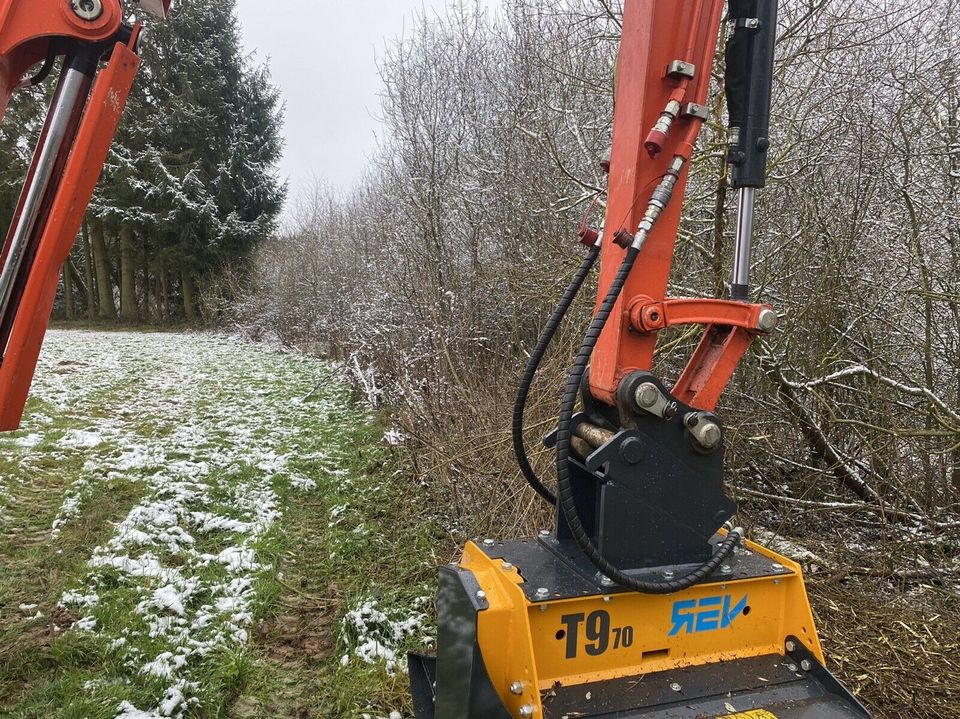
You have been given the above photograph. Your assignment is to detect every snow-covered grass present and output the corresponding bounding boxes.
[339,598,431,674]
[0,329,441,718]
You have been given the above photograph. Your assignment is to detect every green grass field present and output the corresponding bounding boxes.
[0,330,441,718]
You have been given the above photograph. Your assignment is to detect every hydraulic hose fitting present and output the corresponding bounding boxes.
[578,226,599,247]
[666,154,686,177]
[644,100,681,157]
[721,522,745,543]
[631,156,686,251]
[613,229,634,249]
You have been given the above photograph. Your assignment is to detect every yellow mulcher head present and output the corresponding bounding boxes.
[410,534,871,718]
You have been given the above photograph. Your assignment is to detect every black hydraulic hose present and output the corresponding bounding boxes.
[554,245,743,594]
[513,244,601,505]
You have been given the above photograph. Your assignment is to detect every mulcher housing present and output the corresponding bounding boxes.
[411,536,869,718]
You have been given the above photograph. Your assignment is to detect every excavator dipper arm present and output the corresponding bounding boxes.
[0,0,169,431]
[590,0,778,412]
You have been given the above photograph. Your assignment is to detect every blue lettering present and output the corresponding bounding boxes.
[669,594,748,635]
[668,599,697,637]
[722,594,748,628]
[695,596,722,632]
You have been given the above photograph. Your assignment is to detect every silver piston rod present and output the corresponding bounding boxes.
[0,53,96,353]
[730,186,755,302]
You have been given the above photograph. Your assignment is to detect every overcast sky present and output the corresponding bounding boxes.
[233,1,487,221]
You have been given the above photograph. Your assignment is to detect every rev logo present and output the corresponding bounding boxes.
[668,594,749,636]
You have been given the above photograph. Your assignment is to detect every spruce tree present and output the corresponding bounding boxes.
[0,0,286,322]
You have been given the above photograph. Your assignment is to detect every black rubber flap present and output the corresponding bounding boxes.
[541,653,870,719]
[408,651,437,719]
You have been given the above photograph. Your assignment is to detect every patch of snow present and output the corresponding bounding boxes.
[752,528,824,569]
[61,589,99,608]
[384,429,406,446]
[254,451,288,475]
[51,486,87,537]
[15,433,42,448]
[59,429,104,449]
[152,585,186,616]
[189,512,250,534]
[289,474,317,491]
[116,700,159,719]
[216,546,263,573]
[340,599,426,674]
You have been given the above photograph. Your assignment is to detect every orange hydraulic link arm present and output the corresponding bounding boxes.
[589,0,777,412]
[0,0,169,431]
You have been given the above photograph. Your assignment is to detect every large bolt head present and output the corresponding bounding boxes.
[757,308,779,333]
[510,681,524,695]
[700,422,722,449]
[619,437,645,464]
[635,382,660,409]
[71,0,104,20]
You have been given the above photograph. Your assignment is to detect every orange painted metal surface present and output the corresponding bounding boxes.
[0,1,136,430]
[591,0,763,412]
[628,297,767,334]
[0,0,122,121]
[673,324,756,411]
[624,296,770,411]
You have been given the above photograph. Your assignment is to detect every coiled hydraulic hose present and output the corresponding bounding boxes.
[512,244,601,505]
[554,158,743,594]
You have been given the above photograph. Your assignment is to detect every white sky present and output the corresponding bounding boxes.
[233,1,481,220]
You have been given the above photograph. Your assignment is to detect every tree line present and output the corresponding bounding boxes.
[0,0,284,323]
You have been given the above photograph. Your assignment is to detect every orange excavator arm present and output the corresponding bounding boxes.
[0,0,169,431]
[589,0,777,413]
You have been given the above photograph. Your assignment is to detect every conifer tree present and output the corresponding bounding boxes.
[0,0,286,322]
